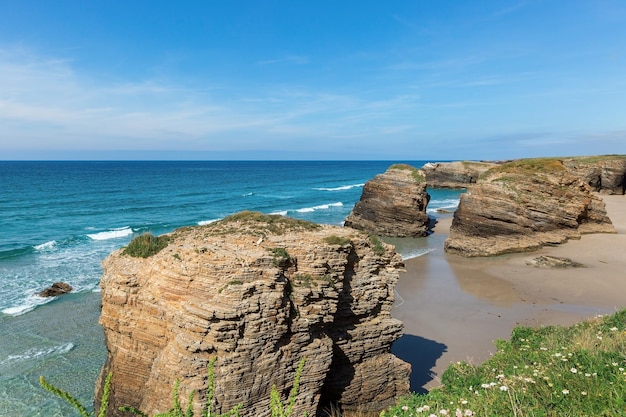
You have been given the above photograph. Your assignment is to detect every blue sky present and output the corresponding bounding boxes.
[1,0,625,160]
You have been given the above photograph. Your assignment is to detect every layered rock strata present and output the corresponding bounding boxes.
[562,156,626,195]
[344,165,431,237]
[445,158,615,257]
[95,213,410,416]
[422,161,497,188]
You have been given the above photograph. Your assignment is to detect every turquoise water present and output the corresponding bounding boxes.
[0,161,462,416]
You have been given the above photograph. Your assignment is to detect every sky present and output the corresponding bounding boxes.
[0,0,625,161]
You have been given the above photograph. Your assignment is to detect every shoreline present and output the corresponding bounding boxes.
[392,194,626,392]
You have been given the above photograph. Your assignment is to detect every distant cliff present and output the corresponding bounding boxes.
[95,212,410,416]
[445,158,616,257]
[344,164,431,237]
[562,155,626,195]
[422,161,497,188]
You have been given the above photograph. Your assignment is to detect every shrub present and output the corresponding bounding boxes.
[270,247,291,267]
[122,233,170,258]
[369,234,386,256]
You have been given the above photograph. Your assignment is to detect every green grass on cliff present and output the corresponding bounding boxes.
[480,158,565,180]
[566,154,626,164]
[384,309,626,417]
[206,211,321,236]
[122,233,171,258]
[389,164,425,183]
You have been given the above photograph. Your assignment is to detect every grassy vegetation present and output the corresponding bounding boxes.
[122,233,171,258]
[324,235,352,246]
[383,309,626,417]
[389,164,425,183]
[269,247,291,267]
[369,234,387,256]
[480,158,565,180]
[207,211,321,236]
[567,155,626,164]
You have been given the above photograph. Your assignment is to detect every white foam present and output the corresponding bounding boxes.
[0,342,75,365]
[1,295,53,316]
[87,227,133,241]
[315,183,365,191]
[270,210,288,216]
[401,248,436,260]
[296,202,343,213]
[198,218,220,226]
[34,240,57,251]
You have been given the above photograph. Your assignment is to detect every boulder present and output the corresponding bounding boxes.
[37,282,72,297]
[344,165,431,237]
[422,161,497,189]
[444,158,615,257]
[94,213,410,416]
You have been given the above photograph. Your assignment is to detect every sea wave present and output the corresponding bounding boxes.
[401,248,436,260]
[198,218,221,226]
[0,342,75,365]
[296,202,343,213]
[34,240,57,251]
[314,183,365,191]
[87,227,133,241]
[270,202,344,216]
[1,295,53,316]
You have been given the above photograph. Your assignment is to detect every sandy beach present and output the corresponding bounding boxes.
[392,194,626,392]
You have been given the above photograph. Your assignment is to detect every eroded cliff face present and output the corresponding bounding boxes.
[95,213,410,416]
[344,165,431,237]
[422,161,497,189]
[563,156,626,195]
[445,159,616,257]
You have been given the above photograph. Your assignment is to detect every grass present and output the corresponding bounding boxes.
[383,309,626,417]
[369,234,386,256]
[389,164,425,183]
[480,158,565,180]
[566,155,626,164]
[122,233,171,258]
[269,247,291,267]
[207,211,321,236]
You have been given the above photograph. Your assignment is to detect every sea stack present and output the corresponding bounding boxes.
[444,158,616,257]
[95,212,410,416]
[344,164,431,237]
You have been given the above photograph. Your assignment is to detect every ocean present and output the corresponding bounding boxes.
[0,161,462,416]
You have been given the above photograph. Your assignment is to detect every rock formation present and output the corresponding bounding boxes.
[37,281,72,297]
[445,158,615,257]
[422,161,497,189]
[562,156,626,195]
[344,164,431,237]
[95,212,410,416]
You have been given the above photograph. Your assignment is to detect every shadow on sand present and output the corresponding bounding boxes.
[391,333,448,394]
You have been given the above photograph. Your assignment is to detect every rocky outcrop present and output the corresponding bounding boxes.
[37,281,72,297]
[562,156,626,195]
[445,158,615,257]
[95,213,409,416]
[344,165,431,237]
[422,161,497,188]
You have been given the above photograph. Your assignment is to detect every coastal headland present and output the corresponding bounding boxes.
[93,155,625,414]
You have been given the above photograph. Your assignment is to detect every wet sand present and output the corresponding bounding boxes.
[391,195,626,392]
